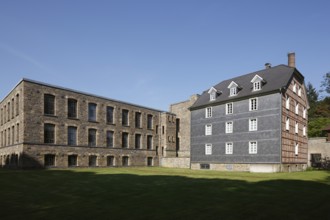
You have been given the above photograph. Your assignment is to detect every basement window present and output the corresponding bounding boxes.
[200,164,210,169]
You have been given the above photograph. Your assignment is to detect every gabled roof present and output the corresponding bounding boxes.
[190,65,303,110]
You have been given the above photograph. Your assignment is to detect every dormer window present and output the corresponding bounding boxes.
[208,87,219,101]
[228,81,239,97]
[251,75,264,91]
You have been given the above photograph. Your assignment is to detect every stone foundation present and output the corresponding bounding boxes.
[160,157,190,168]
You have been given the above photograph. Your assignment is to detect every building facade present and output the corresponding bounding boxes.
[0,79,177,168]
[189,53,309,172]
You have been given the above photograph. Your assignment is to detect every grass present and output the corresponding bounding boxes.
[0,167,329,220]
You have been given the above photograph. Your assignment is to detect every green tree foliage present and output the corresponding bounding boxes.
[306,82,319,118]
[308,117,330,137]
[320,72,330,95]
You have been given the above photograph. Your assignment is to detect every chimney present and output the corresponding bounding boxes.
[265,63,271,69]
[288,52,295,68]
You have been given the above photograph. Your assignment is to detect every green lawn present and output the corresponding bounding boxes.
[0,167,329,220]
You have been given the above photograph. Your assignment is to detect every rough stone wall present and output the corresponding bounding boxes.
[159,112,177,157]
[307,137,330,166]
[169,94,199,158]
[160,157,190,168]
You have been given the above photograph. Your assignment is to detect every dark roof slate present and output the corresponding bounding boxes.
[190,65,297,110]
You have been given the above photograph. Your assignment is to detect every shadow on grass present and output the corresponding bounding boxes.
[0,169,329,220]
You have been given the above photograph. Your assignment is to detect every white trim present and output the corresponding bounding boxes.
[226,102,233,115]
[205,143,212,155]
[295,142,299,155]
[295,121,299,134]
[249,118,257,131]
[286,95,290,110]
[225,142,233,154]
[286,117,290,131]
[205,124,212,136]
[225,121,233,133]
[205,107,212,118]
[249,98,258,111]
[249,141,257,154]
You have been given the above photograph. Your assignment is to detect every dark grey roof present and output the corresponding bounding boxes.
[190,65,301,110]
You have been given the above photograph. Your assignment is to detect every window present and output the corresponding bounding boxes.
[253,81,261,91]
[122,109,129,126]
[200,164,210,169]
[298,86,302,96]
[249,141,257,154]
[135,112,141,128]
[162,126,165,134]
[7,102,10,121]
[210,92,216,101]
[135,134,141,149]
[11,98,14,119]
[249,98,258,111]
[44,154,55,167]
[68,126,77,146]
[286,117,290,131]
[89,155,97,167]
[107,131,114,148]
[88,129,97,147]
[147,135,153,150]
[68,155,78,167]
[295,122,299,134]
[44,123,55,144]
[230,87,237,96]
[205,144,212,155]
[147,114,153,129]
[303,108,306,119]
[147,157,153,166]
[295,102,299,115]
[295,142,299,155]
[107,156,115,166]
[122,156,129,166]
[44,94,55,115]
[122,132,129,148]
[226,103,233,115]
[106,106,114,124]
[205,124,212,135]
[286,95,290,109]
[16,123,19,143]
[0,108,2,125]
[226,142,233,154]
[226,121,233,133]
[16,94,19,116]
[88,103,97,121]
[68,99,77,118]
[205,107,212,118]
[249,118,257,131]
[303,125,306,136]
[293,81,297,93]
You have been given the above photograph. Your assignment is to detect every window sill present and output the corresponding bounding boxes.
[44,114,57,118]
[88,120,99,123]
[107,123,116,126]
[68,117,79,120]
[122,125,130,127]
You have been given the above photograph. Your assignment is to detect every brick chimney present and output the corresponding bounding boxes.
[288,52,295,68]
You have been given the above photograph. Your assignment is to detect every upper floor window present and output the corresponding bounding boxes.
[293,81,297,93]
[208,87,218,101]
[44,123,55,144]
[226,121,233,133]
[225,142,233,154]
[286,95,290,109]
[44,94,55,115]
[303,125,306,136]
[88,103,97,122]
[16,94,19,116]
[249,118,257,131]
[122,109,129,126]
[68,126,77,146]
[303,107,306,119]
[226,103,233,115]
[249,141,257,154]
[147,114,153,130]
[205,107,212,118]
[135,112,142,128]
[295,142,299,155]
[122,132,129,148]
[295,102,299,115]
[135,133,141,149]
[286,117,290,131]
[68,99,77,118]
[205,124,212,135]
[205,143,212,155]
[228,81,239,97]
[295,121,299,134]
[107,106,114,124]
[88,128,97,147]
[251,74,264,92]
[107,130,114,148]
[147,135,153,150]
[249,98,258,111]
[298,86,302,96]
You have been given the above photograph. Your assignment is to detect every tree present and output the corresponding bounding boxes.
[320,72,330,96]
[306,82,319,118]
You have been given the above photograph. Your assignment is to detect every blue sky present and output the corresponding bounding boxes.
[0,0,329,110]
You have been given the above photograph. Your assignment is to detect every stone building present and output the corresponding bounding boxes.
[189,53,309,172]
[0,79,177,168]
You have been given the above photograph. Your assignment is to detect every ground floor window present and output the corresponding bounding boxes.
[89,155,97,167]
[147,157,153,166]
[200,164,210,169]
[122,156,129,166]
[68,155,78,167]
[107,156,115,166]
[44,154,55,167]
[311,154,322,168]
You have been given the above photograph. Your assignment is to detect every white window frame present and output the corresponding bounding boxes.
[303,125,306,136]
[249,118,257,131]
[295,142,299,155]
[249,141,257,154]
[225,121,233,133]
[293,81,297,93]
[286,95,290,110]
[253,81,261,91]
[205,107,212,118]
[210,92,216,101]
[205,144,212,155]
[303,107,306,119]
[225,142,233,154]
[298,87,302,97]
[295,121,299,134]
[205,124,212,136]
[226,103,233,115]
[230,87,237,96]
[295,102,299,115]
[249,98,258,111]
[286,117,290,131]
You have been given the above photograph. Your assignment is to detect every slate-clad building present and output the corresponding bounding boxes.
[190,53,309,172]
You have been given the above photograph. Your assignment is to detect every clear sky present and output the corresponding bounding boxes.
[0,0,329,110]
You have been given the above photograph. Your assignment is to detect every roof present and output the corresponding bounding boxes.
[190,64,302,110]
